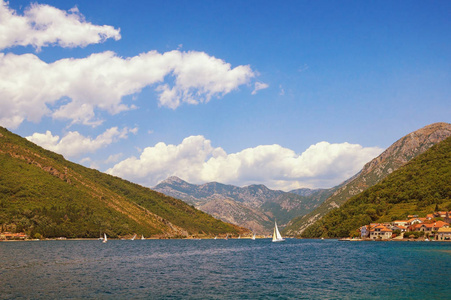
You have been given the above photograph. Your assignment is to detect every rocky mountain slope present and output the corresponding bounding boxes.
[283,122,451,236]
[0,127,247,239]
[302,135,451,238]
[154,177,329,233]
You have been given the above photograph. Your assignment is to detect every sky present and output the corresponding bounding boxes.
[1,0,450,191]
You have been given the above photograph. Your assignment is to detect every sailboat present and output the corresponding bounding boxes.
[131,234,137,240]
[141,235,145,240]
[272,221,285,242]
[102,233,107,243]
[251,233,256,240]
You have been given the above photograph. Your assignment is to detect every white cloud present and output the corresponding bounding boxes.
[0,50,254,128]
[26,127,136,158]
[0,0,121,51]
[104,153,123,164]
[252,82,269,95]
[0,2,255,129]
[107,136,384,191]
[0,50,255,128]
[80,157,92,164]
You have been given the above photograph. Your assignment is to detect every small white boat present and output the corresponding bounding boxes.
[214,236,217,240]
[141,235,145,240]
[238,235,241,239]
[102,233,107,243]
[272,221,285,242]
[131,234,137,240]
[251,233,256,240]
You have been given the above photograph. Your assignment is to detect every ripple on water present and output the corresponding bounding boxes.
[1,239,451,299]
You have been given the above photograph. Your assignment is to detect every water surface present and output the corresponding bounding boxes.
[1,239,450,299]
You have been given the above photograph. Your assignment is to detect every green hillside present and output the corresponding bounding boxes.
[284,122,451,236]
[0,127,246,239]
[302,136,451,238]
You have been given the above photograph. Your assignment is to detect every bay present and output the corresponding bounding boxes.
[1,239,450,299]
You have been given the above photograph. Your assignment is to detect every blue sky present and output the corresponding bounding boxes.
[1,0,450,191]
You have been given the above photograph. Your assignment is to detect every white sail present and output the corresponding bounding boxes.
[272,221,285,242]
[103,233,107,243]
[141,235,145,240]
[251,233,256,240]
[131,234,137,240]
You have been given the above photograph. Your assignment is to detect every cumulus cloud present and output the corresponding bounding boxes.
[26,127,137,158]
[0,0,121,50]
[252,82,269,95]
[0,50,255,128]
[107,136,384,191]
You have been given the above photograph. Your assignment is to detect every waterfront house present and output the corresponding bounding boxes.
[406,218,426,227]
[369,225,392,240]
[434,211,451,218]
[393,220,409,227]
[436,227,451,241]
[0,232,28,240]
[411,221,449,232]
[360,225,370,238]
[390,225,407,232]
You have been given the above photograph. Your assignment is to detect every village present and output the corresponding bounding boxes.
[358,211,451,241]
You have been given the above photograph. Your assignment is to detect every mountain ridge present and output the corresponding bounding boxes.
[0,127,247,239]
[302,135,451,238]
[154,176,331,233]
[283,122,451,236]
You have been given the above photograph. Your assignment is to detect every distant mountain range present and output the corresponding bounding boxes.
[0,127,247,239]
[5,121,449,239]
[153,177,331,234]
[283,122,451,236]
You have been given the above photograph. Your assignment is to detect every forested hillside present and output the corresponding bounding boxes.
[284,122,451,236]
[302,136,451,238]
[0,127,246,239]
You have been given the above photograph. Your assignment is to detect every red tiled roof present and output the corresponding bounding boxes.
[370,225,392,232]
[433,221,449,228]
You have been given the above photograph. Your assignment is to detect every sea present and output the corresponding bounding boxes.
[1,238,450,299]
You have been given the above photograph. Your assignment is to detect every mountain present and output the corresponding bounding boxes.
[155,176,286,207]
[0,127,247,239]
[283,122,451,236]
[154,177,329,233]
[301,135,451,238]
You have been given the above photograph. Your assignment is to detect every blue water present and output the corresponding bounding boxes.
[1,239,450,299]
